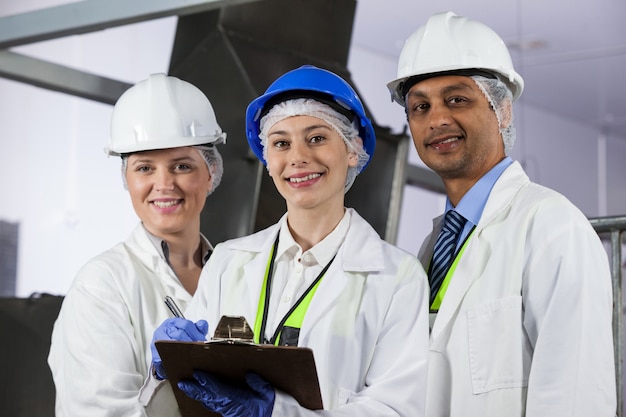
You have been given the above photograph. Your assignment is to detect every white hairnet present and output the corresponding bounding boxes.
[470,75,516,155]
[195,145,223,196]
[120,145,223,196]
[258,98,369,192]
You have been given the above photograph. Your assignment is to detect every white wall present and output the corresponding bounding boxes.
[512,104,623,218]
[1,10,625,297]
[0,7,178,296]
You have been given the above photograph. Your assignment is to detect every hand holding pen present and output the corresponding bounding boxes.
[150,296,209,379]
[163,296,209,339]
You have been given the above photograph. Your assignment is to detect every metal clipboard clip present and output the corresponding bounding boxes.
[210,315,255,344]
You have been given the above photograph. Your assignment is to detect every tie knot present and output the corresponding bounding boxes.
[444,210,466,234]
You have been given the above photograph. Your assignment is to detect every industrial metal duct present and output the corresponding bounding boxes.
[168,0,409,244]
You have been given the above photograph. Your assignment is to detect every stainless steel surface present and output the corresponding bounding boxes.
[590,215,626,417]
[385,133,411,244]
[589,216,626,233]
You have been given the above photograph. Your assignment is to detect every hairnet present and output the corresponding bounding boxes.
[120,145,223,196]
[195,145,223,196]
[258,98,369,192]
[470,75,516,155]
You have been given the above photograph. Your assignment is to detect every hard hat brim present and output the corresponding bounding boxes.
[105,133,226,157]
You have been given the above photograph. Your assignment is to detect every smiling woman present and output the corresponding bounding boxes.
[142,66,431,417]
[47,73,227,417]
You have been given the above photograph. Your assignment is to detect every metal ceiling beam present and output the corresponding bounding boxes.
[0,50,131,104]
[405,163,445,194]
[0,0,261,49]
[0,0,261,103]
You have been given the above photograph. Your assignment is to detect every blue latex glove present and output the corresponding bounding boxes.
[178,371,275,417]
[151,317,209,380]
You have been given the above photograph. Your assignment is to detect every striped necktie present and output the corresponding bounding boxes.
[429,210,467,305]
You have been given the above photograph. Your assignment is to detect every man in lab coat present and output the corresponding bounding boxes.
[387,11,616,417]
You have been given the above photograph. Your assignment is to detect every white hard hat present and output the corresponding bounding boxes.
[387,11,524,106]
[106,73,226,156]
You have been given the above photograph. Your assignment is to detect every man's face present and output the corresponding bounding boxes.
[405,75,505,184]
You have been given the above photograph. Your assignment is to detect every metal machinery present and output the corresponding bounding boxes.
[166,0,410,243]
[590,215,626,416]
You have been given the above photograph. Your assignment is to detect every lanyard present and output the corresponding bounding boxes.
[429,225,476,311]
[254,233,336,345]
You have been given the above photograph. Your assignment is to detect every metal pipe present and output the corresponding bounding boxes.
[612,229,624,417]
[589,215,626,233]
[590,216,625,416]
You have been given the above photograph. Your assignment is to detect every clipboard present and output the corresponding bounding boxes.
[155,340,323,417]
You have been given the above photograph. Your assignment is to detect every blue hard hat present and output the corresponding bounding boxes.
[245,65,376,171]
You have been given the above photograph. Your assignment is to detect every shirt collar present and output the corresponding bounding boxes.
[143,224,213,266]
[277,209,351,266]
[445,156,513,226]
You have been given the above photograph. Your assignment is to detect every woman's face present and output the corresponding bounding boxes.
[125,146,211,239]
[265,115,358,213]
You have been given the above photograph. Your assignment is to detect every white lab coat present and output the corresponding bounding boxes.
[48,223,205,417]
[140,209,430,417]
[419,162,616,417]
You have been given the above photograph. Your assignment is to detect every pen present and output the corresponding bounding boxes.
[164,295,185,319]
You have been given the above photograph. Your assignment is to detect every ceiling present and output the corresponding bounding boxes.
[0,0,625,138]
[351,0,626,138]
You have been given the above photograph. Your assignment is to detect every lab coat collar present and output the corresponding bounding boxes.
[229,208,386,273]
[476,161,530,228]
[142,225,213,266]
[275,210,350,268]
[124,223,203,299]
[430,161,530,343]
[339,208,386,272]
